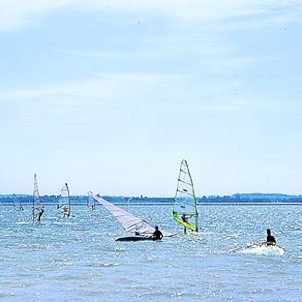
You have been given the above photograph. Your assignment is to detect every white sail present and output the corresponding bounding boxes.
[32,174,44,223]
[13,194,24,211]
[87,191,96,210]
[92,194,154,234]
[57,183,71,217]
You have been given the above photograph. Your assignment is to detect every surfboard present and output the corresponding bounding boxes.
[233,241,286,255]
[115,236,159,242]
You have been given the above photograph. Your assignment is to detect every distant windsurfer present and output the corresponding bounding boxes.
[15,204,24,211]
[63,206,70,217]
[152,226,163,240]
[266,229,276,245]
[35,205,44,223]
[87,204,95,211]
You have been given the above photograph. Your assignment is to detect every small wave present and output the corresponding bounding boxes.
[16,221,31,225]
[240,245,285,256]
[89,262,120,268]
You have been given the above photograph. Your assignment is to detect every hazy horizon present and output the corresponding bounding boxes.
[1,191,301,199]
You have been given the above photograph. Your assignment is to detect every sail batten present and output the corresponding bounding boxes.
[178,179,193,186]
[177,189,194,196]
[173,159,199,232]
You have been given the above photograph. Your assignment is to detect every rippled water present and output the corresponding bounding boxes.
[1,203,302,302]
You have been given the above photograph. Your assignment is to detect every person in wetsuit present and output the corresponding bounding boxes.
[152,225,163,240]
[181,213,193,234]
[36,206,44,223]
[266,228,276,245]
[181,213,188,234]
[63,206,70,217]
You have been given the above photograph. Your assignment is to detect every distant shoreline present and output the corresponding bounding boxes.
[2,202,302,206]
[1,193,302,205]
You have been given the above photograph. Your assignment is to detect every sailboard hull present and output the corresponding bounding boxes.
[115,236,159,242]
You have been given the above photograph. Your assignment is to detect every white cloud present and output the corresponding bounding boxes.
[0,73,160,104]
[0,0,301,32]
[0,72,286,121]
[0,0,72,31]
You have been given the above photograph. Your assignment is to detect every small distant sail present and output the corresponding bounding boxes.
[57,183,71,217]
[32,174,44,223]
[87,191,96,210]
[173,159,199,232]
[92,194,155,234]
[13,193,24,211]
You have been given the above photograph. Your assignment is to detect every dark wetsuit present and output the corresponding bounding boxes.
[36,208,44,223]
[152,230,163,240]
[181,214,188,222]
[181,214,190,234]
[267,235,276,244]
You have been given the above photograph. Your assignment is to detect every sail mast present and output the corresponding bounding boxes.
[187,162,198,232]
[66,183,71,216]
[183,160,198,231]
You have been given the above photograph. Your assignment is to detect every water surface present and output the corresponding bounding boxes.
[0,203,301,301]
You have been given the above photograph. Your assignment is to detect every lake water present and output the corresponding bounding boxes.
[1,202,302,302]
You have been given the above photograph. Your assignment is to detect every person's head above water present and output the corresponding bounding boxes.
[267,229,271,235]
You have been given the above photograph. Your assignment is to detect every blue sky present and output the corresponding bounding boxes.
[1,1,302,196]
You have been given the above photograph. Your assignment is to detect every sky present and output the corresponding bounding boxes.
[1,0,302,197]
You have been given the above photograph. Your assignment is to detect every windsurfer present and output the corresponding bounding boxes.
[63,206,70,217]
[181,214,187,234]
[87,204,95,210]
[36,205,44,223]
[152,226,163,240]
[266,229,276,245]
[181,213,192,234]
